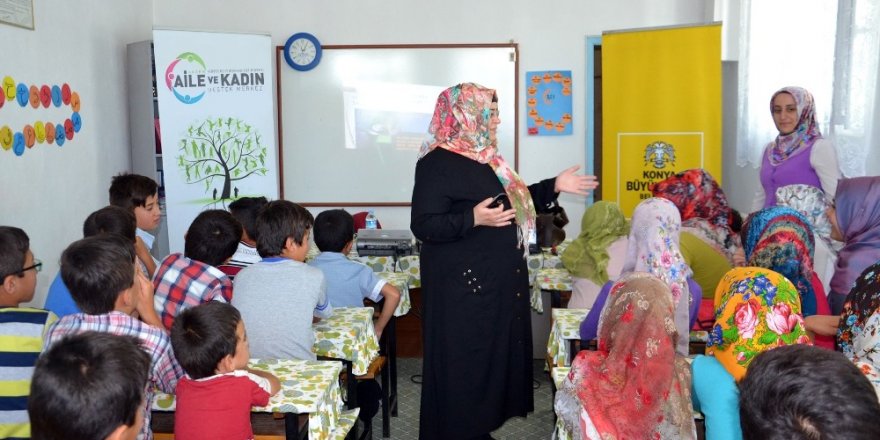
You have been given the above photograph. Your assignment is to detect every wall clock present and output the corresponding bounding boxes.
[284,32,322,71]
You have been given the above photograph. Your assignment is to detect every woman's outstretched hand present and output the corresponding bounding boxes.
[473,197,517,227]
[555,165,599,196]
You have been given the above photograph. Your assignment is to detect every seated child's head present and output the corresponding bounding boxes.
[108,173,161,232]
[739,344,880,439]
[83,206,137,240]
[229,197,268,244]
[0,226,40,306]
[171,301,248,378]
[29,331,150,440]
[314,209,355,253]
[185,210,242,267]
[61,234,139,315]
[254,200,313,260]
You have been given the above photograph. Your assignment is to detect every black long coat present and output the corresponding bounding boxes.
[411,148,558,439]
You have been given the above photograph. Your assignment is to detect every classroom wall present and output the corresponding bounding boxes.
[152,0,714,233]
[0,0,153,307]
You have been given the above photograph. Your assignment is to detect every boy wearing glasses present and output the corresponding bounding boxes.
[0,226,57,439]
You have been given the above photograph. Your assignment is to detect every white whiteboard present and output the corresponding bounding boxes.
[276,44,519,205]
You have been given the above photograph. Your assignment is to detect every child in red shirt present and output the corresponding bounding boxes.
[170,302,280,440]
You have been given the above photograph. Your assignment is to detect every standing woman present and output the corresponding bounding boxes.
[560,201,629,309]
[754,86,841,210]
[828,176,880,314]
[411,83,597,439]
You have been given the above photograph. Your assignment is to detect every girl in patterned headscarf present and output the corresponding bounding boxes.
[412,83,598,440]
[692,267,811,439]
[828,176,880,314]
[754,86,841,210]
[776,184,838,295]
[742,206,829,319]
[579,198,700,356]
[561,201,629,309]
[838,260,880,399]
[555,273,696,440]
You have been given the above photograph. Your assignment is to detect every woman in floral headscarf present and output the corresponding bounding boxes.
[754,86,841,211]
[776,184,838,295]
[827,176,880,314]
[579,197,700,356]
[838,260,880,400]
[692,267,811,440]
[561,201,629,309]
[652,169,744,329]
[555,273,695,440]
[411,83,598,440]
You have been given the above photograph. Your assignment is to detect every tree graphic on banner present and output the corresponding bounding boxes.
[177,116,268,204]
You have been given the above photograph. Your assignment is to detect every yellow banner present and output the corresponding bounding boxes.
[601,24,721,215]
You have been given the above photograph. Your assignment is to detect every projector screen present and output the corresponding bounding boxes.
[276,44,519,205]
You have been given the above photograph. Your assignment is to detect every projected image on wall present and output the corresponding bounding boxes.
[343,81,445,152]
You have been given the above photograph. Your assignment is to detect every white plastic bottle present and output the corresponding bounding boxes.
[365,209,378,229]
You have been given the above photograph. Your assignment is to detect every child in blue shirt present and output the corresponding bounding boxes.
[309,209,400,339]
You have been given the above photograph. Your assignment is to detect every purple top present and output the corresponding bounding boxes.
[830,177,880,296]
[760,142,822,208]
[579,276,701,344]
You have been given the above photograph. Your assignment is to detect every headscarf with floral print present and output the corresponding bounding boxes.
[569,272,695,440]
[838,260,880,398]
[707,267,811,381]
[775,184,835,249]
[742,206,818,316]
[651,169,743,265]
[418,83,536,256]
[560,201,629,285]
[769,86,823,165]
[623,198,691,305]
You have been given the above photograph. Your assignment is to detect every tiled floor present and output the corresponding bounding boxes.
[364,358,555,440]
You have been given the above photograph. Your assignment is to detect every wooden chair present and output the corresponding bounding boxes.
[354,355,389,440]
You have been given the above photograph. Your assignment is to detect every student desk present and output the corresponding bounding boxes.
[547,308,589,368]
[313,307,380,439]
[374,272,414,424]
[151,359,358,440]
[530,268,573,313]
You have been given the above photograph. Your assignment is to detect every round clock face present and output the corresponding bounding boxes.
[284,33,322,71]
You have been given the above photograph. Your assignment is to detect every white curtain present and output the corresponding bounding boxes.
[735,0,880,177]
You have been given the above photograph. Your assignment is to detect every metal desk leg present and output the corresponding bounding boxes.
[345,360,359,440]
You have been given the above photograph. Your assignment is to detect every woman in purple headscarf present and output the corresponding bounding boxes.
[827,177,880,314]
[753,87,841,211]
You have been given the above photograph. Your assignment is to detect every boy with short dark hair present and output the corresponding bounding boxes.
[232,200,332,360]
[29,332,150,440]
[739,344,880,439]
[109,173,162,277]
[0,226,57,439]
[152,210,241,330]
[170,302,280,439]
[44,205,138,318]
[45,234,183,440]
[310,209,401,339]
[219,196,268,280]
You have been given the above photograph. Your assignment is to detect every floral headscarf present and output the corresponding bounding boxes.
[769,86,822,165]
[830,177,880,296]
[838,261,880,397]
[418,83,536,256]
[561,201,629,285]
[707,267,811,381]
[569,272,695,440]
[623,198,690,304]
[651,169,742,264]
[775,184,834,248]
[742,207,817,316]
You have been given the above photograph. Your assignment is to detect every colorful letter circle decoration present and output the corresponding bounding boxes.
[1,75,83,156]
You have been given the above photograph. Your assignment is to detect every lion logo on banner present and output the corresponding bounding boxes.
[644,141,675,169]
